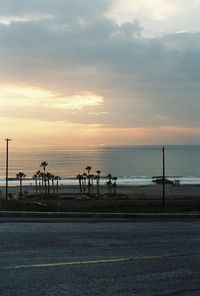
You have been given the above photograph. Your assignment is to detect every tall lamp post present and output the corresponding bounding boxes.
[162,146,165,208]
[5,138,11,201]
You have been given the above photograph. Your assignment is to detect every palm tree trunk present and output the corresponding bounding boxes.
[91,178,94,197]
[52,179,55,196]
[39,179,42,196]
[79,179,82,196]
[20,178,22,198]
[47,179,50,196]
[56,180,59,194]
[97,178,100,196]
[41,175,44,195]
[82,178,86,195]
[35,179,38,196]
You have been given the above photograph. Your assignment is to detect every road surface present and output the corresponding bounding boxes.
[0,218,200,295]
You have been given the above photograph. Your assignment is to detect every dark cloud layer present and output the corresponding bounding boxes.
[0,0,111,18]
[0,0,199,131]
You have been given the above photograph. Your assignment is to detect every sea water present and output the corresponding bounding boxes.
[0,145,200,186]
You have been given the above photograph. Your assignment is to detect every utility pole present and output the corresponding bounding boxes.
[162,146,165,208]
[5,138,11,201]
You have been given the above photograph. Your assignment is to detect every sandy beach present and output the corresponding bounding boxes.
[1,183,200,199]
[0,183,200,213]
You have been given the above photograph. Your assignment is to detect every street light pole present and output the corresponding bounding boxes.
[162,146,165,208]
[5,138,11,201]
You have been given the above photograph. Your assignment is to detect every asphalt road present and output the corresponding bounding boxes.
[0,219,200,295]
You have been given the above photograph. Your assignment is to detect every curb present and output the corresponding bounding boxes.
[0,211,200,219]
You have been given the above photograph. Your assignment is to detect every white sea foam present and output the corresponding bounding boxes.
[1,176,200,186]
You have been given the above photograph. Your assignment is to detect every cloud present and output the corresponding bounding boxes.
[0,86,103,109]
[0,14,53,25]
[107,0,180,23]
[106,0,200,36]
[0,0,199,145]
[0,0,111,20]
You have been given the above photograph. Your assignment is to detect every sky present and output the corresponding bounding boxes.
[0,0,200,147]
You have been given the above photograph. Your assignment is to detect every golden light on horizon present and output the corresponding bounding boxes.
[0,85,106,146]
[50,94,103,110]
[0,85,198,147]
[1,112,199,147]
[0,86,53,107]
[0,85,104,110]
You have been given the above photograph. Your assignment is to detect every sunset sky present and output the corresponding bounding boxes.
[0,0,200,147]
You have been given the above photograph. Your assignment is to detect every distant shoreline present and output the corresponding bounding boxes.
[1,175,200,187]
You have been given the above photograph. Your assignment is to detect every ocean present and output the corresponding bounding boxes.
[0,145,200,186]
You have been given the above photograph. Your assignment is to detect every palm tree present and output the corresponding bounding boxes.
[16,172,26,198]
[54,176,60,195]
[36,170,42,196]
[106,174,112,197]
[77,174,83,196]
[46,172,51,196]
[85,166,92,175]
[90,174,94,197]
[50,174,56,196]
[40,161,48,172]
[85,166,92,196]
[33,173,38,196]
[96,170,101,196]
[112,176,118,196]
[40,161,48,194]
[40,172,45,195]
[82,173,87,195]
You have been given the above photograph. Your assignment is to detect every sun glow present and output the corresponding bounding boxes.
[0,86,104,110]
[0,86,53,107]
[49,94,104,110]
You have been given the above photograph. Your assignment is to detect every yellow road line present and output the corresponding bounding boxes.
[14,255,165,269]
[31,257,131,268]
[8,253,193,270]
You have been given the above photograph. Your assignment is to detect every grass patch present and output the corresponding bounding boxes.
[3,198,200,213]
